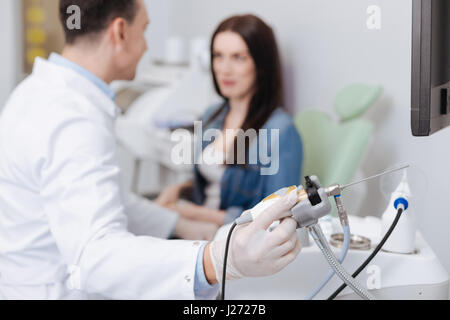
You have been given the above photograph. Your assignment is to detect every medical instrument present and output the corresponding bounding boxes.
[338,164,410,192]
[297,177,374,300]
[222,176,372,300]
[308,165,409,299]
[221,165,410,300]
[321,164,411,299]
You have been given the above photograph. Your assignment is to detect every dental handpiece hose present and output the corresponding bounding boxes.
[309,224,375,300]
[307,193,350,300]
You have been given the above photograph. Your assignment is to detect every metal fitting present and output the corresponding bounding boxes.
[324,184,342,197]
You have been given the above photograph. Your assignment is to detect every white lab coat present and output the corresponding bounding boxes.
[0,58,210,300]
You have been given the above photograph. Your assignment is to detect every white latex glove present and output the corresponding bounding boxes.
[173,217,219,241]
[209,191,302,282]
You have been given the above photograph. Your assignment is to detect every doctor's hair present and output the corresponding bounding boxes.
[59,0,139,44]
[209,14,284,165]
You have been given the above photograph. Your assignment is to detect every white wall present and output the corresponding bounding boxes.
[0,0,22,111]
[141,0,171,64]
[165,0,450,277]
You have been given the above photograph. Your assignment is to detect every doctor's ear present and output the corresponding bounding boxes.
[108,17,130,47]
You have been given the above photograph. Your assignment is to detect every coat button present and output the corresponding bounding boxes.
[185,275,191,283]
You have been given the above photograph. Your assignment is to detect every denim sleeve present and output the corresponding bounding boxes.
[263,125,303,195]
[225,207,245,224]
[194,243,220,300]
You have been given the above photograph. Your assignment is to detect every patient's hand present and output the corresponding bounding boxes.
[172,201,226,226]
[156,181,193,207]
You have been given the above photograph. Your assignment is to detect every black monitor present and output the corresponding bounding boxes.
[411,0,450,136]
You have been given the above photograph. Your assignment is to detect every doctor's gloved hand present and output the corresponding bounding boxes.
[173,217,219,241]
[208,191,302,282]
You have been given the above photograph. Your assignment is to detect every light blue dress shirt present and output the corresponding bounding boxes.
[48,53,218,299]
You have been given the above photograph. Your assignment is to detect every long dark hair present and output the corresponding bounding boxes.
[208,14,284,164]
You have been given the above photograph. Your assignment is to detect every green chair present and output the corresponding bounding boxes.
[294,84,382,212]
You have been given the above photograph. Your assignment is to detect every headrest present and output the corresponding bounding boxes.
[334,84,383,121]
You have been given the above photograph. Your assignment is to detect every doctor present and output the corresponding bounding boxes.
[0,0,302,300]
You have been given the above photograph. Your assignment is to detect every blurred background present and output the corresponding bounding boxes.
[1,0,449,292]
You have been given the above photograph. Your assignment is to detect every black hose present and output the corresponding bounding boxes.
[327,208,403,300]
[221,222,237,300]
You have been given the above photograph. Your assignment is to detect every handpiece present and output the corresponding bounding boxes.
[234,185,308,227]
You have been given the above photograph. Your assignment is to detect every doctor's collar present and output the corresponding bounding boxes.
[48,53,116,102]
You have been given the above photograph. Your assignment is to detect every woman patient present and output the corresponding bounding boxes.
[157,14,303,227]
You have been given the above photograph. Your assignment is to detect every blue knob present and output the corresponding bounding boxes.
[394,197,409,211]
